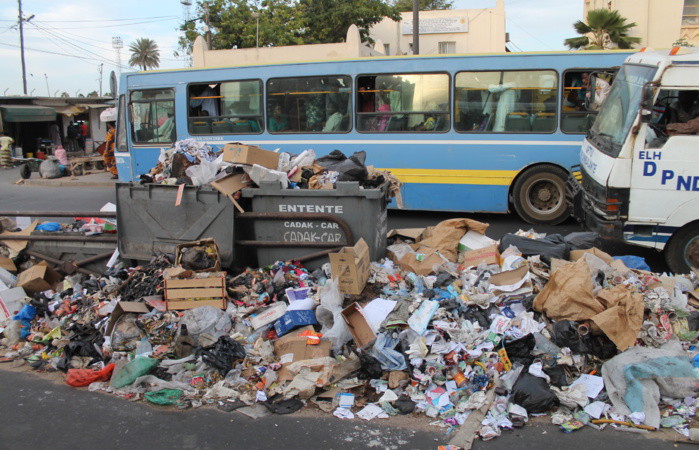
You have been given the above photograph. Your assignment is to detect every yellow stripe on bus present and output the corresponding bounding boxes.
[377,168,519,185]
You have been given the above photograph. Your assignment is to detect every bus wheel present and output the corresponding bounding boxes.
[665,223,699,274]
[512,165,569,225]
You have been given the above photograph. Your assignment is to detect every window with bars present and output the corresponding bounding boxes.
[438,41,456,54]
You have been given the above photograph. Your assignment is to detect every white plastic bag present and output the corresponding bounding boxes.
[185,158,219,186]
[316,278,352,352]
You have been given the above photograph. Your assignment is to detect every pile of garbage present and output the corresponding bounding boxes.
[139,139,403,207]
[1,217,699,446]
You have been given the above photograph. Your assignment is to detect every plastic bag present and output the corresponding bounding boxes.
[511,372,560,414]
[145,388,183,405]
[315,150,368,182]
[563,232,600,250]
[316,278,352,353]
[66,363,115,387]
[36,222,62,232]
[613,255,651,271]
[371,332,407,371]
[185,158,218,186]
[13,304,37,339]
[503,333,535,366]
[181,305,232,347]
[39,158,62,179]
[499,234,568,263]
[111,357,159,389]
[197,335,246,375]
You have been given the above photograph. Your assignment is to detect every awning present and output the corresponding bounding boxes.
[0,105,56,122]
[53,105,87,117]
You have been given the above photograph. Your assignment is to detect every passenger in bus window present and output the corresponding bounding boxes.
[322,104,344,132]
[269,105,288,132]
[306,93,325,131]
[189,85,219,117]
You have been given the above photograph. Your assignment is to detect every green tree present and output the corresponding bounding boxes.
[128,38,161,70]
[177,0,399,53]
[393,0,452,12]
[60,91,70,98]
[87,91,98,97]
[565,9,641,50]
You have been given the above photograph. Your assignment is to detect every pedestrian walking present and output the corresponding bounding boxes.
[103,122,118,179]
[0,131,14,168]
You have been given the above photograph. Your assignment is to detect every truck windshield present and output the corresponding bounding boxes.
[589,64,657,157]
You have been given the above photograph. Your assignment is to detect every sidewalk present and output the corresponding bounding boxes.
[20,171,118,188]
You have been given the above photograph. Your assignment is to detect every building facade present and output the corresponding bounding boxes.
[584,0,698,48]
[370,1,506,55]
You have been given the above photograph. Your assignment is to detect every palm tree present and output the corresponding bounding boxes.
[128,38,160,70]
[564,9,641,50]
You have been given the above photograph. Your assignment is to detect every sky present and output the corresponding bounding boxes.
[0,0,582,97]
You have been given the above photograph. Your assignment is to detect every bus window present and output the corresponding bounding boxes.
[561,70,616,134]
[454,70,558,133]
[267,76,351,133]
[116,94,127,152]
[130,89,176,144]
[188,80,263,134]
[356,73,449,132]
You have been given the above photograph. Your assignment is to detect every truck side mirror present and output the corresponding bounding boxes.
[639,83,655,123]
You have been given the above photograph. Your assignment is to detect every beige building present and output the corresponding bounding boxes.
[192,3,506,68]
[370,1,506,55]
[584,0,699,48]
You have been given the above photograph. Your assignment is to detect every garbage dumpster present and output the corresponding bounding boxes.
[240,181,388,268]
[28,233,116,276]
[116,183,235,266]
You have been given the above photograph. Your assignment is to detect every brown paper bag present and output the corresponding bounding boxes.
[533,258,604,321]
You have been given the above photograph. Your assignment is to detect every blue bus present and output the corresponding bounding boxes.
[114,50,633,224]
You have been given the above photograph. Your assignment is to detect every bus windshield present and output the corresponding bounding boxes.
[589,64,657,157]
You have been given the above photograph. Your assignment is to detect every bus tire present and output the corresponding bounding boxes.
[512,165,569,225]
[664,223,699,274]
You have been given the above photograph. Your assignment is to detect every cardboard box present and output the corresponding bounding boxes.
[0,287,29,321]
[16,261,62,295]
[105,301,151,336]
[0,257,17,273]
[569,247,614,264]
[274,310,317,337]
[341,302,376,349]
[164,274,227,310]
[395,245,445,276]
[387,228,426,242]
[250,302,287,330]
[175,239,222,273]
[329,238,370,295]
[222,143,280,169]
[461,244,500,268]
[273,331,331,366]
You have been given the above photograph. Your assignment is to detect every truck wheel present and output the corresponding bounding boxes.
[665,223,699,274]
[512,165,570,225]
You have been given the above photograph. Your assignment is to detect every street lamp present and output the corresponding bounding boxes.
[251,11,260,48]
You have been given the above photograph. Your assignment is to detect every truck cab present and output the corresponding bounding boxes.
[569,48,699,273]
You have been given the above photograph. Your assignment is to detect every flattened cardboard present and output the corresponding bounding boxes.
[222,143,280,169]
[458,230,497,252]
[211,172,251,196]
[569,248,614,264]
[274,332,332,383]
[341,302,376,349]
[105,301,151,336]
[387,228,426,241]
[461,244,500,268]
[329,238,370,295]
[0,257,17,273]
[250,302,287,329]
[16,261,62,295]
[0,287,29,321]
[0,220,37,254]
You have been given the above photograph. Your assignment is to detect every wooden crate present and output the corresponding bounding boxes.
[164,275,227,310]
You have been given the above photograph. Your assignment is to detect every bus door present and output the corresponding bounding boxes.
[128,88,177,177]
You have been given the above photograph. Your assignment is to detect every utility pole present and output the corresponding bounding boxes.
[98,63,104,96]
[18,0,27,95]
[44,73,49,96]
[412,0,419,55]
[203,2,212,49]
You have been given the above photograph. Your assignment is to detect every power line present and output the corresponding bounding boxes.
[24,17,180,30]
[0,41,128,67]
[0,15,178,23]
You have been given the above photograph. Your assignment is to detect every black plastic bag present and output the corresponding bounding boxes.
[563,232,600,250]
[551,321,588,354]
[511,373,559,414]
[263,395,304,414]
[499,234,568,263]
[315,150,368,182]
[393,395,416,414]
[543,365,569,387]
[504,333,536,366]
[357,353,383,379]
[197,336,246,375]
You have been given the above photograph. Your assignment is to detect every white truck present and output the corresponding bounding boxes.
[569,48,699,273]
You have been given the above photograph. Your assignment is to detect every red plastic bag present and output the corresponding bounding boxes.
[66,363,116,387]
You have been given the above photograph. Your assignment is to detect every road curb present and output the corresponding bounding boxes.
[21,178,116,188]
